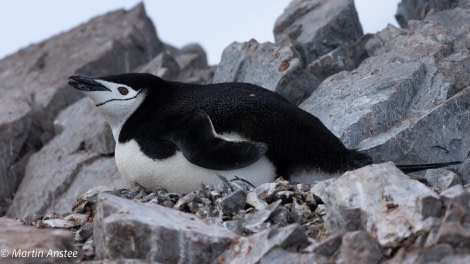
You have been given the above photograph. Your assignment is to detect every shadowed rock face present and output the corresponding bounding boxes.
[213,0,365,105]
[0,3,163,216]
[274,0,363,61]
[300,8,470,182]
[1,0,470,263]
[395,0,470,28]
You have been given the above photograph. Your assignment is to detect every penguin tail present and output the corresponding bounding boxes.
[346,149,373,170]
[396,161,462,173]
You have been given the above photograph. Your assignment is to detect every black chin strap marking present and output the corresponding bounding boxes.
[96,90,143,107]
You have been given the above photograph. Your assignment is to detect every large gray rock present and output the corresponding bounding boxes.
[94,193,237,263]
[323,162,441,248]
[213,39,319,104]
[337,231,384,264]
[213,0,365,105]
[215,224,314,264]
[395,0,470,28]
[0,217,78,263]
[136,51,181,80]
[0,3,162,215]
[301,22,455,148]
[174,43,211,83]
[7,99,127,219]
[300,9,469,181]
[274,0,363,62]
[306,34,373,82]
[137,43,215,84]
[424,168,462,193]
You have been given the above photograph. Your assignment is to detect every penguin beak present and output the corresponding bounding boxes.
[68,74,111,92]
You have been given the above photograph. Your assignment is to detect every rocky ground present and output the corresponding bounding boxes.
[1,0,470,263]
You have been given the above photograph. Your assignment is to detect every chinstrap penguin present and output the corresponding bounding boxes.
[68,73,460,193]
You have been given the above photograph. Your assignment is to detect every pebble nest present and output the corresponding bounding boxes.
[117,176,328,239]
[26,177,329,260]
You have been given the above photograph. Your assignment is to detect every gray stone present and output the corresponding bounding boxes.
[440,254,470,264]
[306,34,373,82]
[72,185,118,215]
[436,222,470,254]
[223,220,244,235]
[424,8,470,53]
[241,200,282,234]
[75,222,94,243]
[257,249,326,264]
[174,43,215,84]
[175,43,208,76]
[424,168,462,193]
[246,191,268,211]
[300,12,469,181]
[440,184,470,210]
[136,51,180,80]
[301,22,453,148]
[85,260,155,264]
[323,162,441,248]
[274,0,363,63]
[0,217,79,263]
[82,238,95,260]
[337,231,384,264]
[184,65,217,84]
[215,224,311,264]
[311,233,342,257]
[395,0,470,28]
[0,3,162,215]
[217,189,247,216]
[40,213,89,229]
[136,43,215,84]
[94,193,237,263]
[213,39,319,105]
[386,244,454,264]
[7,99,127,219]
[174,192,197,211]
[255,178,290,200]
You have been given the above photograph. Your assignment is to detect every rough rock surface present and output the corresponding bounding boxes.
[213,39,319,104]
[137,43,215,84]
[215,224,312,263]
[0,3,162,215]
[94,193,237,263]
[7,99,127,219]
[395,0,470,28]
[424,168,462,193]
[213,0,365,105]
[0,217,79,263]
[323,162,442,248]
[300,7,470,182]
[306,34,373,83]
[274,0,363,61]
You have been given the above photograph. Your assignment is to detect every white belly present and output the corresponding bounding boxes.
[115,139,276,193]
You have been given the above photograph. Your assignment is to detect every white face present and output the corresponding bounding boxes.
[80,79,146,140]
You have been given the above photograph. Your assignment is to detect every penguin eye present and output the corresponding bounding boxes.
[118,87,129,95]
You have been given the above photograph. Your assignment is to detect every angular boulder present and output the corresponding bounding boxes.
[213,39,318,105]
[323,162,441,248]
[395,0,470,28]
[94,193,238,263]
[0,217,78,263]
[274,0,363,62]
[0,3,163,215]
[215,224,313,264]
[300,9,470,180]
[7,99,127,219]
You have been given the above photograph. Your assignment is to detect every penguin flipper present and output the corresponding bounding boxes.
[164,110,268,170]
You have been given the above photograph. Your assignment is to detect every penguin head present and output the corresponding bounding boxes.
[68,73,154,139]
